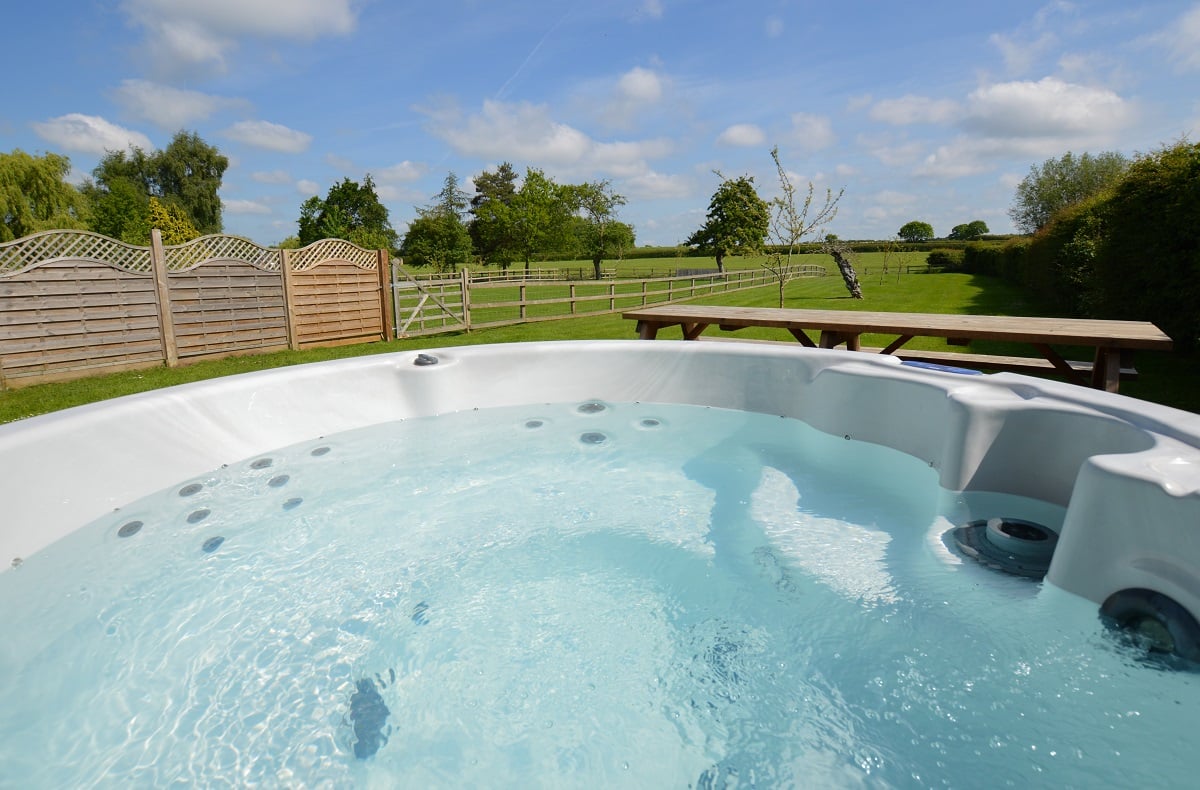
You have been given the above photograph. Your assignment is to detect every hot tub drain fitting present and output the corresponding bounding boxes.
[951,517,1058,580]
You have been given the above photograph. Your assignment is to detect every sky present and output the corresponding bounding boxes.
[2,0,1198,247]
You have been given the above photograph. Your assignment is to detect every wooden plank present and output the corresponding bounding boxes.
[622,305,1174,350]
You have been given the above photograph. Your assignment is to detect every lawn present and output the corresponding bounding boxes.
[3,268,1197,423]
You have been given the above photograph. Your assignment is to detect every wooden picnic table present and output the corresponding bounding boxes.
[622,304,1174,392]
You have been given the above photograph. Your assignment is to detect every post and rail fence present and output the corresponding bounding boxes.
[1,227,826,389]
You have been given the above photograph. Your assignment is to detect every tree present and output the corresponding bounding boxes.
[763,146,843,305]
[823,236,863,299]
[401,172,473,270]
[0,149,88,241]
[155,131,228,235]
[82,176,149,244]
[1009,151,1129,234]
[948,220,989,240]
[897,220,934,243]
[147,197,200,245]
[297,175,398,251]
[86,130,227,237]
[686,175,770,272]
[508,168,575,271]
[469,162,519,266]
[571,180,628,279]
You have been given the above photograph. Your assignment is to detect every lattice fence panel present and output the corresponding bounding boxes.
[0,230,152,275]
[290,239,378,271]
[164,235,282,272]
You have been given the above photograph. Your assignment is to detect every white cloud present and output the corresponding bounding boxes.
[835,163,859,177]
[296,179,321,196]
[962,77,1130,138]
[858,135,924,167]
[788,113,835,151]
[870,95,960,125]
[32,113,153,154]
[223,120,312,153]
[765,16,784,38]
[121,0,357,74]
[601,66,668,128]
[716,123,766,147]
[224,199,271,215]
[617,67,663,103]
[424,99,672,178]
[376,161,425,182]
[622,170,692,200]
[250,169,292,185]
[112,79,247,129]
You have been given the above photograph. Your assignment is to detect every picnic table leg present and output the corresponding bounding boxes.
[787,328,817,347]
[818,330,861,350]
[1092,347,1122,392]
[681,322,710,340]
[1032,343,1090,388]
[636,320,660,339]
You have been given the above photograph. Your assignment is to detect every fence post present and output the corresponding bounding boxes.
[461,268,472,330]
[377,249,395,340]
[641,280,647,306]
[570,283,577,315]
[149,229,180,368]
[280,248,301,350]
[609,283,615,312]
[519,284,527,319]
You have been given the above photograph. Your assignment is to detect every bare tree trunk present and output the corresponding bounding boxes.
[592,256,602,280]
[715,250,725,273]
[828,247,863,299]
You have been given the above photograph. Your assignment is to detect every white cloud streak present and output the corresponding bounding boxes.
[113,79,248,129]
[716,123,766,147]
[32,114,153,155]
[223,120,313,153]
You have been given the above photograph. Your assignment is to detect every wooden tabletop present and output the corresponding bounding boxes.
[622,305,1174,349]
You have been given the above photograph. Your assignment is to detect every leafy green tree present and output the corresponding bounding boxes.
[897,220,934,242]
[469,162,519,266]
[0,149,88,241]
[82,176,150,244]
[155,131,228,235]
[1009,151,1128,234]
[948,220,989,240]
[87,131,227,236]
[687,175,770,272]
[509,168,575,271]
[147,197,200,245]
[401,172,474,270]
[570,180,628,279]
[297,175,398,251]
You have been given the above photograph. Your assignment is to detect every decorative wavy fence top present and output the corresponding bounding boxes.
[0,230,153,275]
[0,230,386,277]
[288,238,379,271]
[164,235,282,272]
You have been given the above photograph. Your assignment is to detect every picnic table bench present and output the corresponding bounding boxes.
[622,304,1174,392]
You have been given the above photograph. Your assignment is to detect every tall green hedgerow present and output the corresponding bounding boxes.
[1092,140,1200,348]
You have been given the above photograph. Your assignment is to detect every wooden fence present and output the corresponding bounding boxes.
[0,230,392,389]
[392,265,825,337]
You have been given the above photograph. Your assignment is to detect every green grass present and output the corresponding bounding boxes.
[4,269,1198,423]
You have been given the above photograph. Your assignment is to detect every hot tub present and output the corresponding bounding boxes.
[2,340,1199,785]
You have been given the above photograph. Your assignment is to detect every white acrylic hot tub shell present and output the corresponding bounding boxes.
[3,340,1200,621]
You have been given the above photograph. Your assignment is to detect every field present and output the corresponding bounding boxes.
[3,259,1198,423]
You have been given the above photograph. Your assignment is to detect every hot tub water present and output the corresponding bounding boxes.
[0,400,1196,787]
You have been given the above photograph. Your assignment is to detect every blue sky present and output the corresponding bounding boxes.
[3,0,1197,247]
